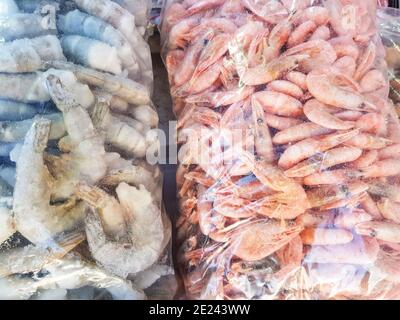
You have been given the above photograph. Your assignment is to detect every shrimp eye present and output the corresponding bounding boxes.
[257,118,264,124]
[370,230,377,238]
[203,39,209,46]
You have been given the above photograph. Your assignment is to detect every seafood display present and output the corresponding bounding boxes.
[0,0,174,300]
[162,0,400,299]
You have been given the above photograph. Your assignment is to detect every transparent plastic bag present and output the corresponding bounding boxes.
[0,0,175,300]
[162,0,400,300]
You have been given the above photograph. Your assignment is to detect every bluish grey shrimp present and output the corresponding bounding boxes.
[0,113,66,143]
[0,73,51,103]
[61,35,122,75]
[15,0,59,13]
[58,9,140,75]
[0,13,57,42]
[0,100,43,121]
[0,35,65,73]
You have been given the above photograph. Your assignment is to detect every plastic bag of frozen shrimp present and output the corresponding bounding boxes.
[161,0,400,300]
[0,0,176,300]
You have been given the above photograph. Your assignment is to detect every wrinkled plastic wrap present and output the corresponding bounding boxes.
[0,0,175,300]
[162,0,400,300]
[378,6,400,116]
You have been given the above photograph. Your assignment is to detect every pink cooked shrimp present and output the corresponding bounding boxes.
[266,80,304,99]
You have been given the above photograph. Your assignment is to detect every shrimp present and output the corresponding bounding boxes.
[334,209,373,230]
[278,129,360,169]
[15,0,58,13]
[284,40,337,73]
[252,91,303,117]
[306,182,369,209]
[190,17,238,38]
[195,34,231,75]
[251,100,274,162]
[355,113,387,135]
[0,231,85,278]
[179,61,222,96]
[264,114,303,131]
[346,133,392,150]
[310,25,331,41]
[167,17,200,49]
[294,6,330,26]
[0,35,65,73]
[379,144,400,160]
[303,169,361,186]
[61,35,122,75]
[242,55,307,86]
[73,0,152,71]
[354,42,377,81]
[273,122,332,145]
[377,198,400,224]
[303,99,355,130]
[129,104,159,129]
[287,21,317,48]
[306,68,367,111]
[58,10,140,76]
[0,113,65,143]
[184,0,225,16]
[360,159,400,178]
[173,37,205,87]
[286,71,307,91]
[90,96,148,158]
[0,73,51,103]
[266,80,304,99]
[0,99,41,121]
[0,253,145,300]
[231,220,303,262]
[329,36,360,60]
[240,151,310,219]
[0,13,56,41]
[263,18,293,62]
[76,183,127,240]
[13,119,86,244]
[242,0,288,24]
[99,163,161,200]
[186,86,254,107]
[300,228,354,246]
[304,237,380,265]
[46,61,150,106]
[84,183,167,278]
[45,75,107,200]
[284,146,362,178]
[333,56,357,77]
[355,221,400,244]
[360,70,386,93]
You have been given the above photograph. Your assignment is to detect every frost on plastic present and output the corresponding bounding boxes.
[162,0,400,300]
[0,0,175,300]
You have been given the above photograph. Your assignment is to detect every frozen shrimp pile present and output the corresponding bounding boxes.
[0,0,173,300]
[163,0,400,300]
